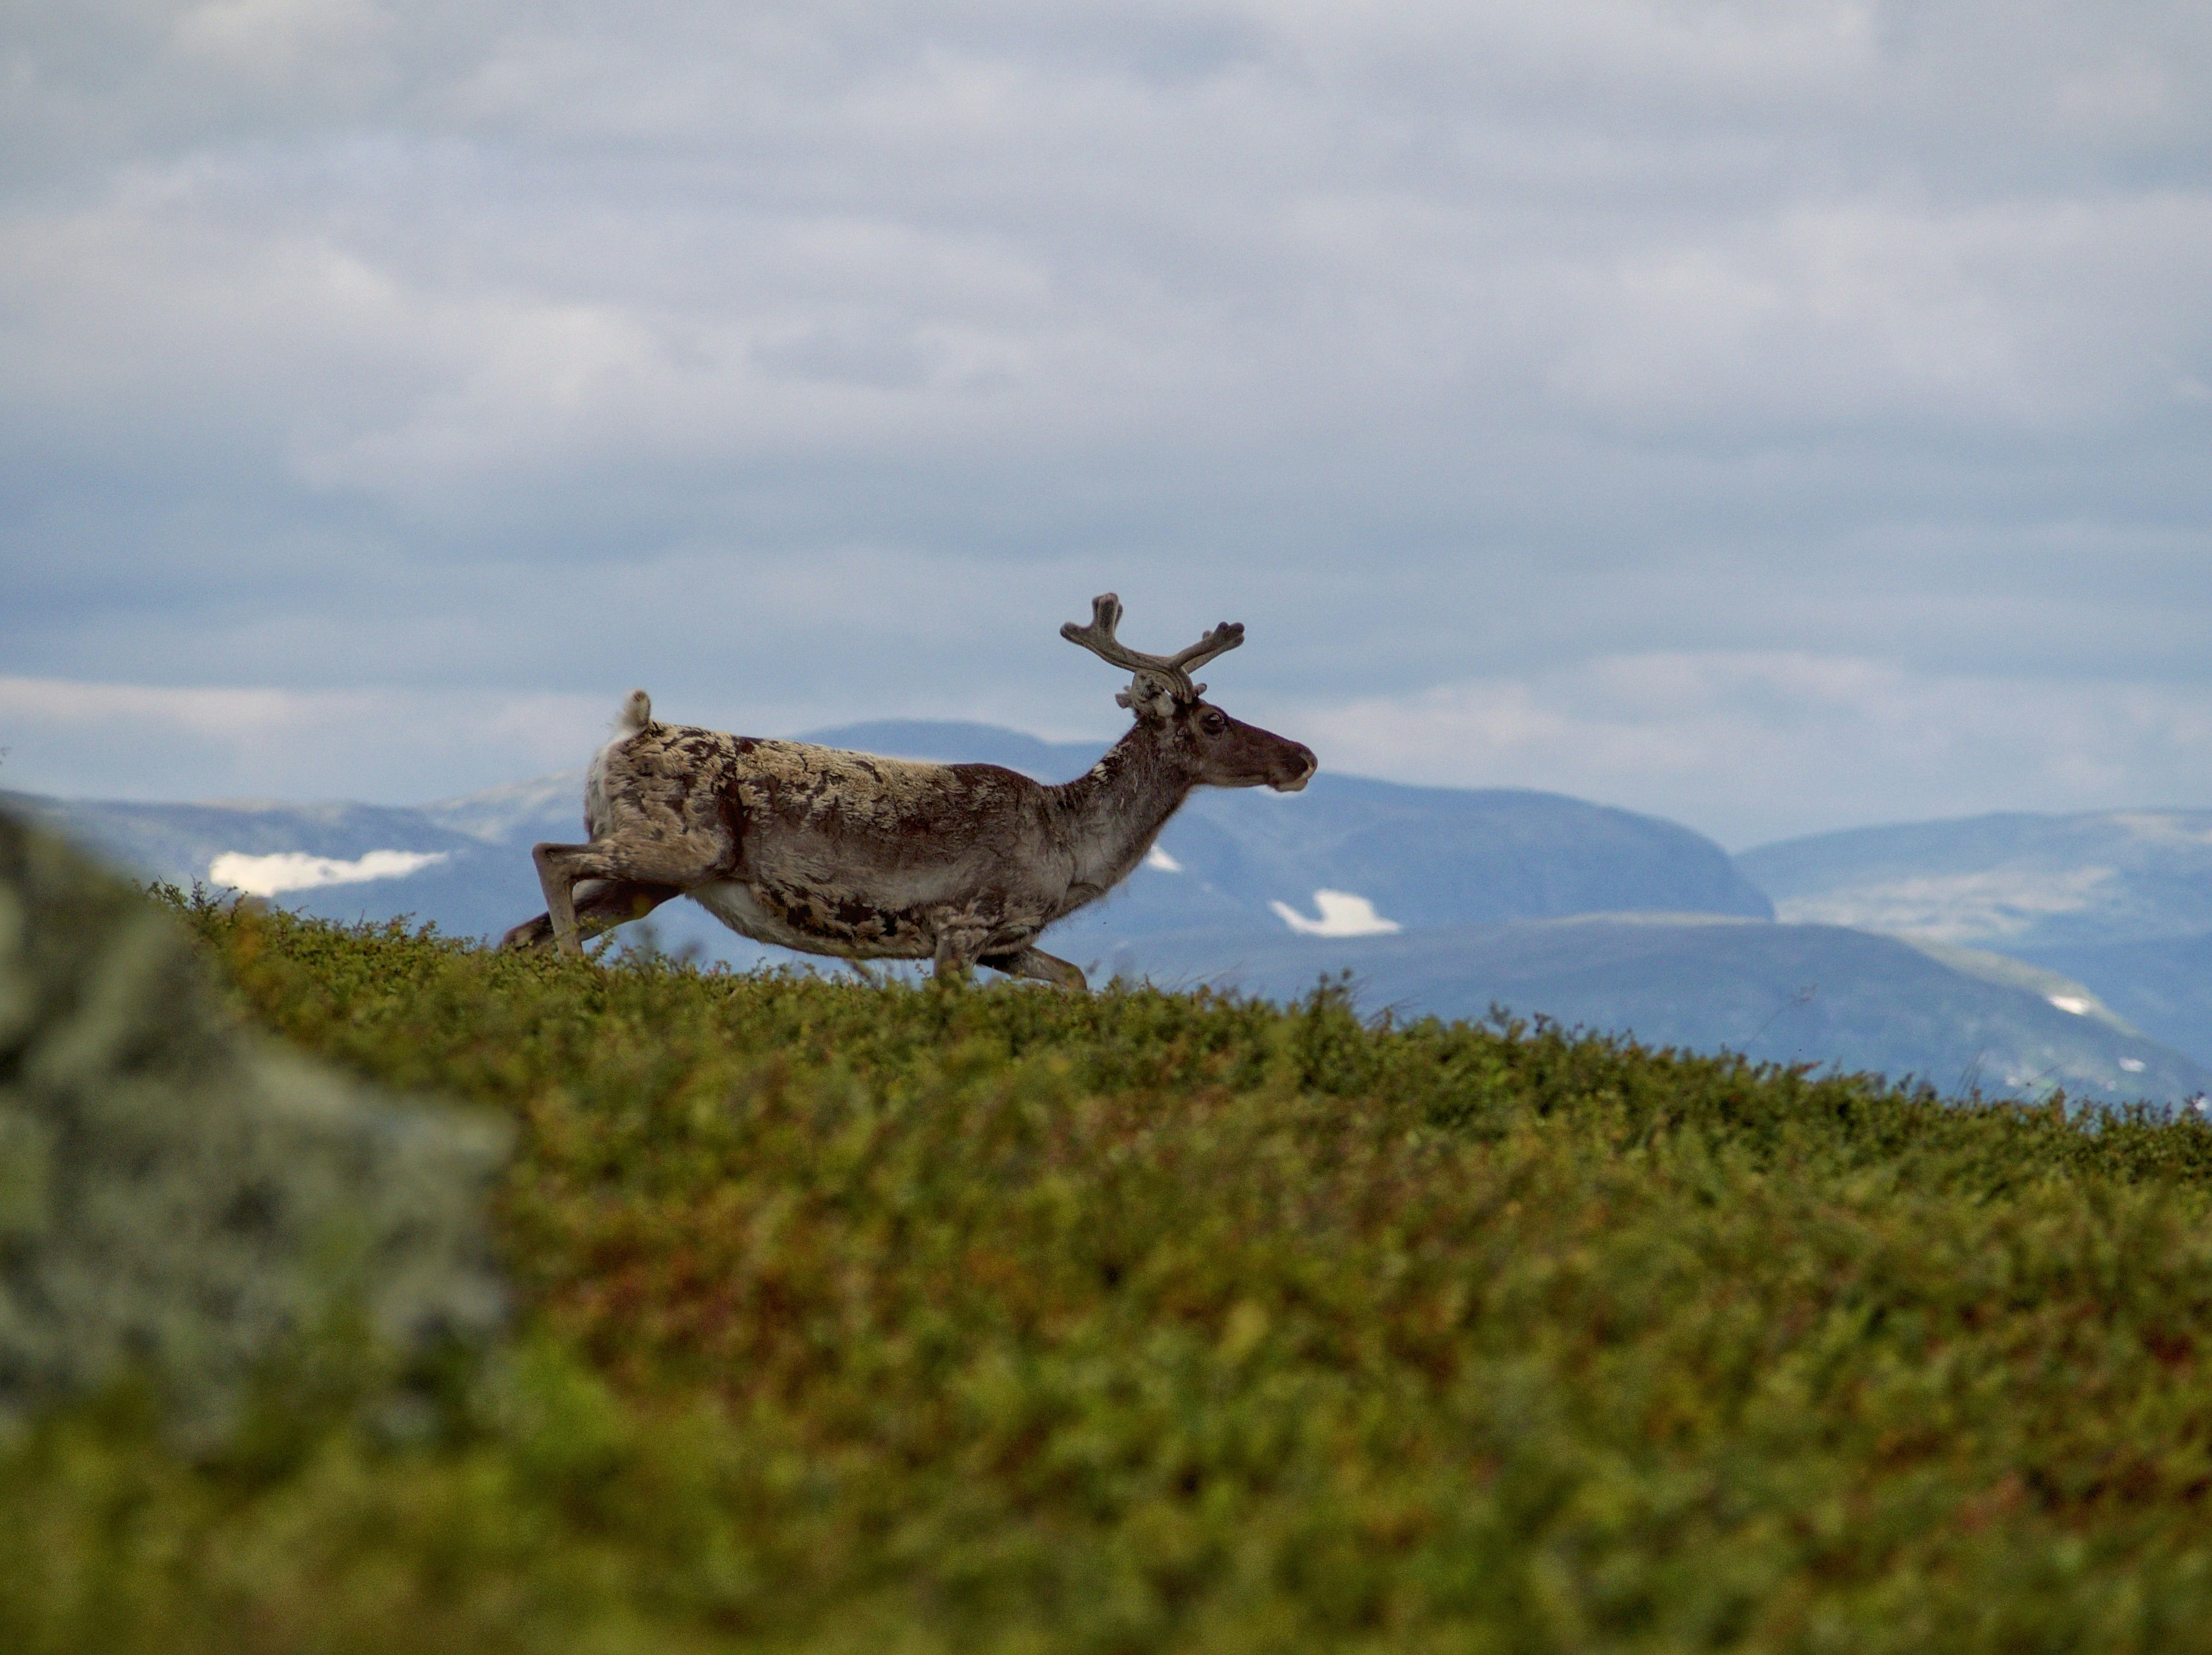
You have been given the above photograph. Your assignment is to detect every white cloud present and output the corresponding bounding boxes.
[0,676,609,803]
[1299,654,2212,848]
[172,0,396,78]
[11,2,2209,507]
[1,0,2208,830]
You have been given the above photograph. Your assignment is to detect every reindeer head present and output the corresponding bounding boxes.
[1062,593,1317,792]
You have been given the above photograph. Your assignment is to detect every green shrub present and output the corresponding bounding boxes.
[7,894,2212,1653]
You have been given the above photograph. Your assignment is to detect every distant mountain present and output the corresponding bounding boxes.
[1105,916,2211,1108]
[0,788,544,944]
[1738,810,2212,1067]
[802,720,1774,938]
[1737,811,2212,950]
[418,769,587,847]
[2016,933,2212,1076]
[0,791,487,884]
[802,721,1098,780]
[18,728,2209,1104]
[5,720,1769,948]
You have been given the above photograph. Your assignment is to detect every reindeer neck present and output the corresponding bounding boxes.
[1047,722,1194,897]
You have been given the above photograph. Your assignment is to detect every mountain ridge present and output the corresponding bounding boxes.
[1740,809,2212,1065]
[12,723,2209,1102]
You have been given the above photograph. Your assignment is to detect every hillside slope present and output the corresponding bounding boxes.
[2021,932,2212,1076]
[10,900,2212,1652]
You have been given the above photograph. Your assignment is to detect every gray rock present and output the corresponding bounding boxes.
[0,809,508,1440]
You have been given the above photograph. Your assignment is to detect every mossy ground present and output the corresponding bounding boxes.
[8,895,2212,1652]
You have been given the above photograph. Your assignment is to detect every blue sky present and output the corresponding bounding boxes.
[3,0,2208,847]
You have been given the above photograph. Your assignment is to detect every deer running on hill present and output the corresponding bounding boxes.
[501,594,1317,987]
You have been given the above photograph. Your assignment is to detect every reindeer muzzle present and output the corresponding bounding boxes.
[1270,744,1318,793]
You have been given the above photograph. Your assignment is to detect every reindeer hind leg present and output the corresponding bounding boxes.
[980,946,1088,991]
[534,828,731,959]
[502,878,683,953]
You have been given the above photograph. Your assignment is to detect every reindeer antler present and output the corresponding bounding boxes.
[1061,593,1244,712]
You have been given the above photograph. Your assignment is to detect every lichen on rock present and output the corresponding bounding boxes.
[0,809,508,1440]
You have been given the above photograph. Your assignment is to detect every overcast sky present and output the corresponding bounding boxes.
[3,0,2208,847]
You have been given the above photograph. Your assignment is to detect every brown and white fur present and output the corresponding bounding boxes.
[500,594,1317,988]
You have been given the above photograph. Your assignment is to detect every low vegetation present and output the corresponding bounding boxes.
[9,894,2212,1652]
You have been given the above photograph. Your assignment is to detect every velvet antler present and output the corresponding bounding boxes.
[1060,593,1244,712]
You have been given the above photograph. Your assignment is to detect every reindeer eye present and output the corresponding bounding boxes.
[1200,711,1227,735]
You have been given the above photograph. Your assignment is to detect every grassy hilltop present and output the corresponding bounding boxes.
[10,898,2212,1653]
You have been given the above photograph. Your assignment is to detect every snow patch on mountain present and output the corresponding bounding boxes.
[1270,890,1402,938]
[209,849,451,896]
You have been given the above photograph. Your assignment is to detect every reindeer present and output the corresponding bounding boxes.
[500,594,1316,987]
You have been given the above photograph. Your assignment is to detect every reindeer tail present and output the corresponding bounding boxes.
[614,689,654,735]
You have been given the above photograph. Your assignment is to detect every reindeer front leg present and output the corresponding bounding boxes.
[931,921,992,982]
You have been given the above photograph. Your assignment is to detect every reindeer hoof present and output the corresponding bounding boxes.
[499,915,554,951]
